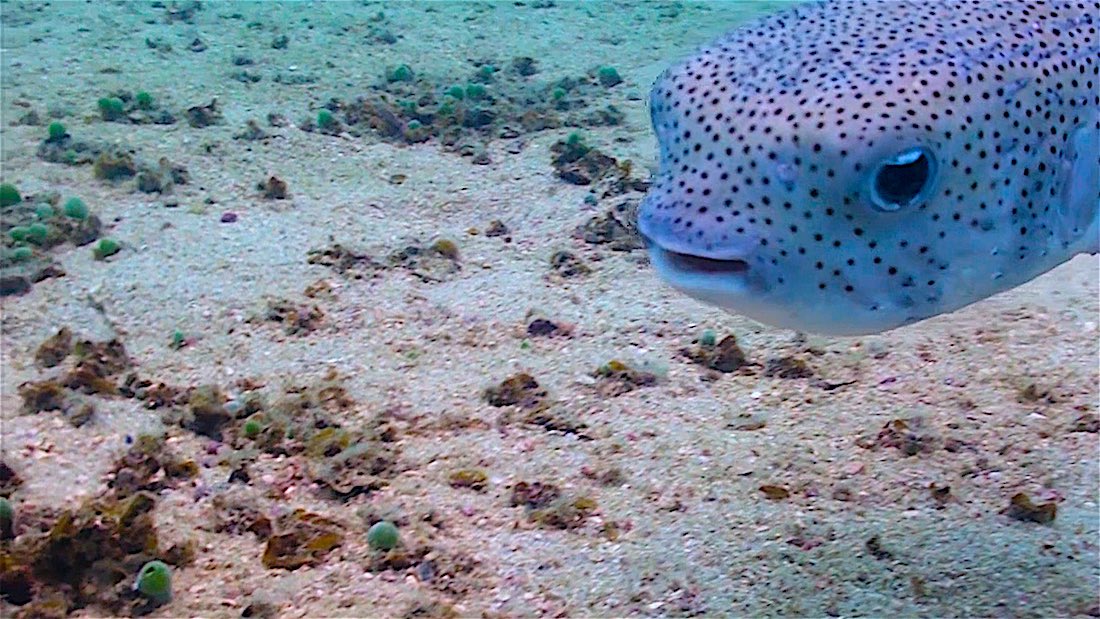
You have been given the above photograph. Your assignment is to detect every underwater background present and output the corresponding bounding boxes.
[0,1,1097,617]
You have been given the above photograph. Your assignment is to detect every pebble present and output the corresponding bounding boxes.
[220,211,238,223]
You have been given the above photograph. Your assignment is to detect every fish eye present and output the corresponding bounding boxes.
[869,146,936,212]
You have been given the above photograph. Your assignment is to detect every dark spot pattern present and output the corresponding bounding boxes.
[638,0,1099,334]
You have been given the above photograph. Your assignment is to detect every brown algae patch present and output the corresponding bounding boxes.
[0,435,197,617]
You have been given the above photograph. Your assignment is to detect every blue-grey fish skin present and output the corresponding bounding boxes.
[637,0,1099,335]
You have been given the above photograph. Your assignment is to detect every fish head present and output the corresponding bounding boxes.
[637,2,1099,336]
[639,71,957,335]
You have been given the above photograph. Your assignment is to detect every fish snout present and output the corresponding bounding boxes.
[637,191,761,262]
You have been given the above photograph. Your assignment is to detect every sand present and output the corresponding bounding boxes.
[1,1,1097,618]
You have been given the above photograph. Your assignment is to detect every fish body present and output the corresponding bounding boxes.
[637,0,1099,335]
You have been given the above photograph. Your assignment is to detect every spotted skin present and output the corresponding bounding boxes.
[637,0,1099,335]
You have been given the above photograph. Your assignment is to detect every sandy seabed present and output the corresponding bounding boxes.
[1,1,1097,618]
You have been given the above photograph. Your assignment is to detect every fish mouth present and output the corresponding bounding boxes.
[639,231,761,306]
[640,233,751,276]
[661,250,750,275]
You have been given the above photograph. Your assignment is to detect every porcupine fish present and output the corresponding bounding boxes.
[636,0,1099,336]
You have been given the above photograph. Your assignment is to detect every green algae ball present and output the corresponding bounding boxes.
[170,329,186,350]
[35,204,55,219]
[367,520,399,550]
[551,87,566,101]
[134,560,172,604]
[564,132,590,155]
[445,85,465,100]
[98,96,125,121]
[386,64,414,83]
[135,91,154,110]
[0,183,21,207]
[7,247,33,263]
[476,64,496,81]
[0,497,12,539]
[93,238,121,260]
[700,329,717,347]
[597,65,622,87]
[25,223,48,245]
[8,227,29,242]
[243,419,262,438]
[317,109,336,129]
[63,197,88,219]
[47,121,67,141]
[407,119,422,131]
[465,83,487,100]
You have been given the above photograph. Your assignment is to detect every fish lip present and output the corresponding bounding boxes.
[640,233,751,276]
[661,248,751,275]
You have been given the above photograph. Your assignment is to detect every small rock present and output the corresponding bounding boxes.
[512,56,537,76]
[448,469,488,491]
[1070,414,1099,433]
[1004,492,1057,524]
[484,373,548,409]
[576,206,643,251]
[682,335,748,373]
[262,176,288,200]
[592,359,657,397]
[262,509,344,569]
[462,107,496,128]
[484,220,510,238]
[183,386,232,439]
[527,318,559,337]
[727,412,766,431]
[186,99,222,128]
[93,150,137,181]
[0,275,31,296]
[764,356,814,379]
[865,535,894,560]
[235,119,269,141]
[549,250,590,278]
[759,485,790,500]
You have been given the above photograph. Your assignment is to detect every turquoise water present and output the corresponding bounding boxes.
[0,1,1096,617]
